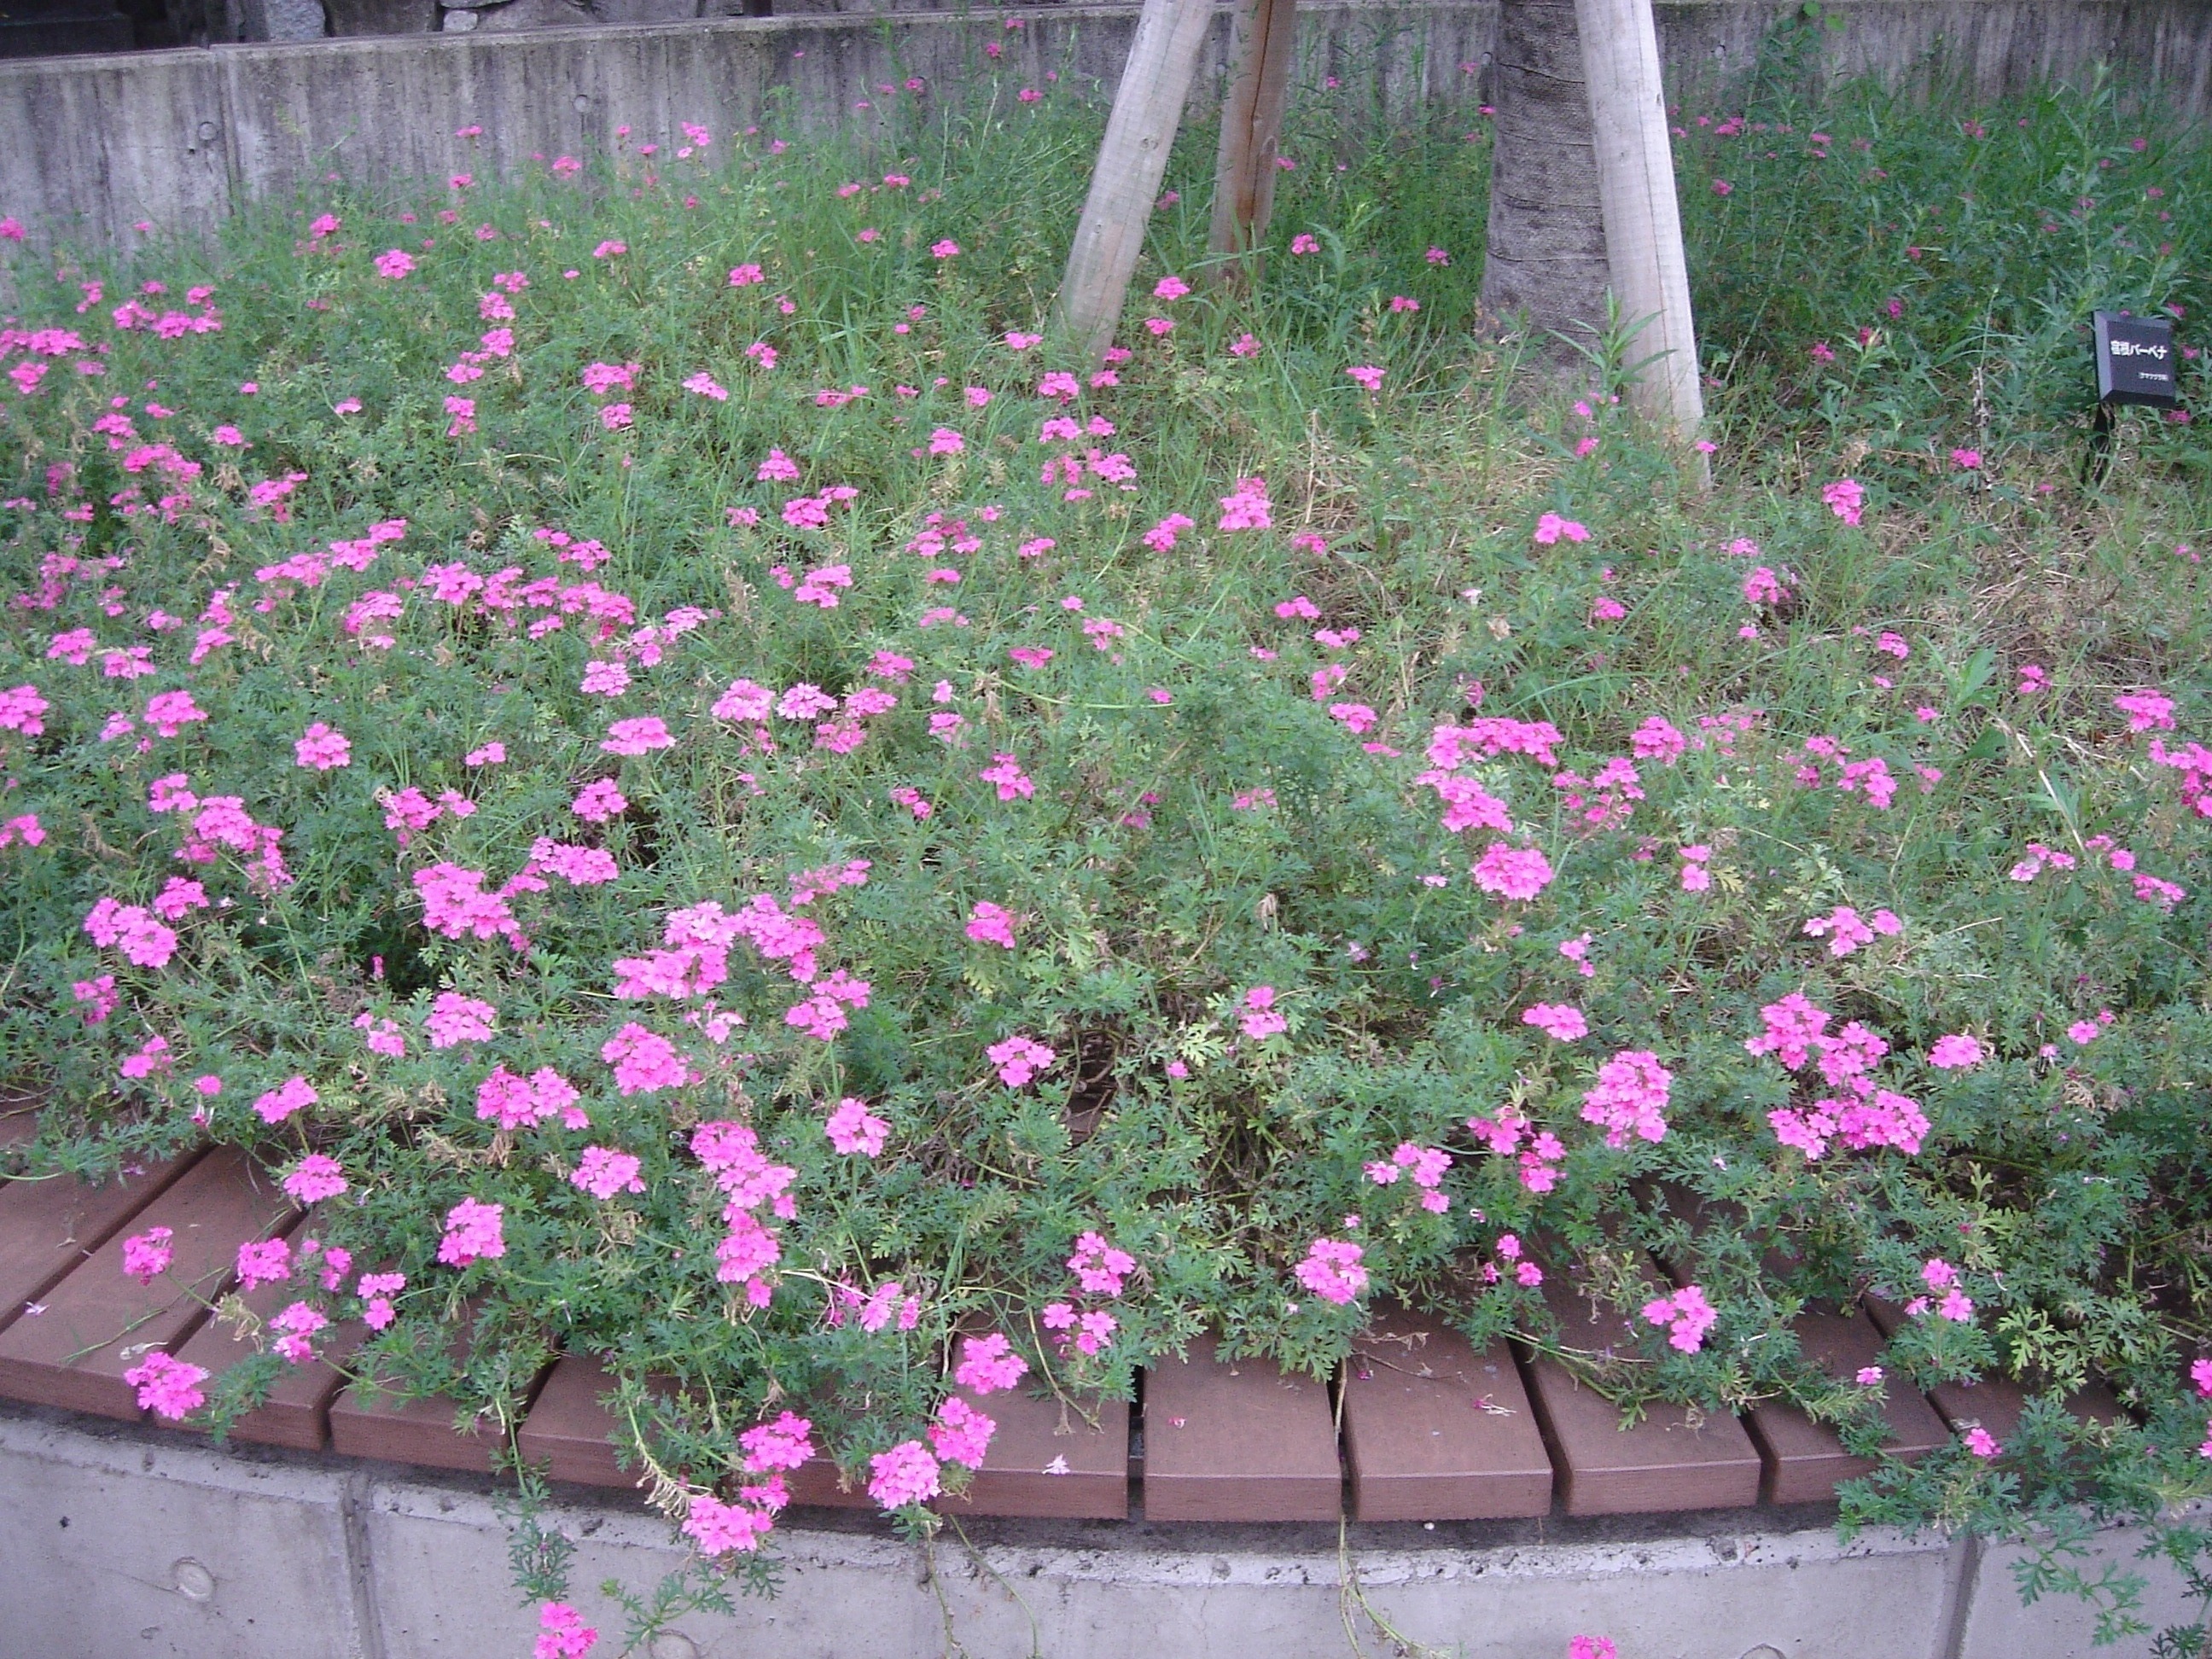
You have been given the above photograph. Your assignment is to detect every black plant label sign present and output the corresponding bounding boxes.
[2093,310,2179,406]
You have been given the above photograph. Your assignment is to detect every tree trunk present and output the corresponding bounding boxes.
[1208,0,1300,288]
[1054,0,1215,364]
[1479,0,1610,367]
[1576,0,1706,458]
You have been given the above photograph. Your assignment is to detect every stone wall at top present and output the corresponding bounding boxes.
[0,0,2206,251]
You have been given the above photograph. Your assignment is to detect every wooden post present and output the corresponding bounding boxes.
[1054,0,1215,364]
[1208,0,1298,285]
[1574,0,1706,465]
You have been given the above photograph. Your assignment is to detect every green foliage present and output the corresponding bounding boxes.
[0,56,2207,1650]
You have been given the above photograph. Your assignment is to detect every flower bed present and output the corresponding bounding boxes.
[1,61,2209,1655]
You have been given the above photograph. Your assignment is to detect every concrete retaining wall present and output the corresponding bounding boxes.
[1,1401,2202,1659]
[2,0,2209,252]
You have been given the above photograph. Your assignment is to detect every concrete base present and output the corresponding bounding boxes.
[2,1403,2201,1658]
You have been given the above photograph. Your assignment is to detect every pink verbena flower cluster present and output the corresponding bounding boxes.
[1747,993,1929,1159]
[1365,1142,1452,1213]
[1578,1050,1673,1147]
[1641,1284,1718,1353]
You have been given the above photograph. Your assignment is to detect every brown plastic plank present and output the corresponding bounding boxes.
[515,1356,649,1489]
[1141,1332,1341,1522]
[1522,1274,1761,1516]
[329,1322,550,1475]
[0,1144,287,1418]
[1743,1310,1952,1504]
[937,1335,1129,1520]
[786,1455,878,1510]
[0,1118,201,1342]
[1341,1301,1553,1521]
[1863,1297,2124,1441]
[165,1216,367,1452]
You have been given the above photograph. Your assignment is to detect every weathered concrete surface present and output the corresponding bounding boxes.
[1962,1522,2209,1659]
[364,1470,1966,1659]
[2,1399,2205,1658]
[0,1411,368,1659]
[1,0,2209,251]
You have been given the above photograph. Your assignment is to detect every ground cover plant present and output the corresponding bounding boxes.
[2,38,2209,1656]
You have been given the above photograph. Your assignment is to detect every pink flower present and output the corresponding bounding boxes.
[289,720,353,769]
[1143,512,1196,553]
[578,660,632,699]
[601,1023,690,1094]
[1950,447,1983,470]
[1345,364,1384,393]
[236,1236,292,1290]
[0,684,49,736]
[1293,1237,1368,1305]
[1569,1639,1617,1659]
[124,1352,207,1420]
[357,1271,406,1330]
[425,991,497,1049]
[1580,1050,1672,1146]
[1239,985,1289,1040]
[534,1601,599,1658]
[271,1301,329,1364]
[253,1075,318,1125]
[824,1097,889,1156]
[602,716,674,754]
[1217,476,1272,532]
[929,1395,997,1469]
[1928,1033,1985,1069]
[979,753,1035,800]
[1290,233,1320,254]
[930,239,961,259]
[1471,842,1556,901]
[1532,512,1590,545]
[1964,1426,2001,1459]
[1068,1231,1135,1295]
[122,1226,173,1284]
[1522,1003,1587,1041]
[436,1196,506,1266]
[2114,690,2176,733]
[1640,1284,1717,1352]
[373,248,416,279]
[987,1034,1057,1088]
[143,689,208,737]
[282,1155,348,1204]
[1742,566,1787,606]
[2067,1019,2100,1045]
[869,1440,942,1508]
[683,1493,774,1556]
[571,1146,646,1200]
[965,901,1019,949]
[954,1333,1031,1394]
[573,779,629,822]
[1822,477,1865,525]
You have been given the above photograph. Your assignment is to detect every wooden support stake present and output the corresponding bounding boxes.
[1054,0,1215,364]
[1208,0,1299,285]
[1574,0,1707,469]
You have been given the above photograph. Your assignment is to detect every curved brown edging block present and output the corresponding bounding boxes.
[1863,1296,2126,1440]
[1140,1333,1341,1522]
[0,1133,2135,1529]
[1521,1274,1761,1516]
[0,1144,290,1419]
[1739,1310,1951,1504]
[0,1119,201,1344]
[329,1317,551,1473]
[938,1335,1131,1521]
[166,1215,370,1453]
[1341,1301,1552,1521]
